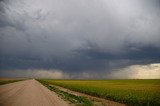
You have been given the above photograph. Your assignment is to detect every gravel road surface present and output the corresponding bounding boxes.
[0,79,69,106]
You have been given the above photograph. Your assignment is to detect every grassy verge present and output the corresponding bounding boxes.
[38,79,160,106]
[38,80,93,106]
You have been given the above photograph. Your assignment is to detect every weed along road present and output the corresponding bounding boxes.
[0,79,69,106]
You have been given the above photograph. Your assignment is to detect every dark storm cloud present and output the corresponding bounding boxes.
[0,0,160,78]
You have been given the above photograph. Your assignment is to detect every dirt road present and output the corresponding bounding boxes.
[0,79,69,106]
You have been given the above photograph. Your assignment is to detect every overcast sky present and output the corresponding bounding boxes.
[0,0,160,79]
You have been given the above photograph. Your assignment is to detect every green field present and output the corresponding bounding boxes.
[39,79,160,106]
[38,80,93,106]
[0,78,23,85]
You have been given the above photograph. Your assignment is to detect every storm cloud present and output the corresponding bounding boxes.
[0,0,160,78]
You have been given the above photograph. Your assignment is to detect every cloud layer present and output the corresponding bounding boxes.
[0,0,160,78]
[1,63,160,79]
[0,69,67,79]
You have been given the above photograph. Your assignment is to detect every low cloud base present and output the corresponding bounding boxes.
[1,63,160,79]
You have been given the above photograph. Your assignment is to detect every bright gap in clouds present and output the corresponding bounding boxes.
[108,63,160,79]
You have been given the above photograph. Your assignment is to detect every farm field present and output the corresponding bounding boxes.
[0,78,24,85]
[39,79,160,106]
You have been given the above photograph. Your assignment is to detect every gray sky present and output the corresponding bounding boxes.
[0,0,160,79]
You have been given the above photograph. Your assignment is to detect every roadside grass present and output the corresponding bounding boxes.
[0,79,23,85]
[38,80,93,106]
[38,79,160,106]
